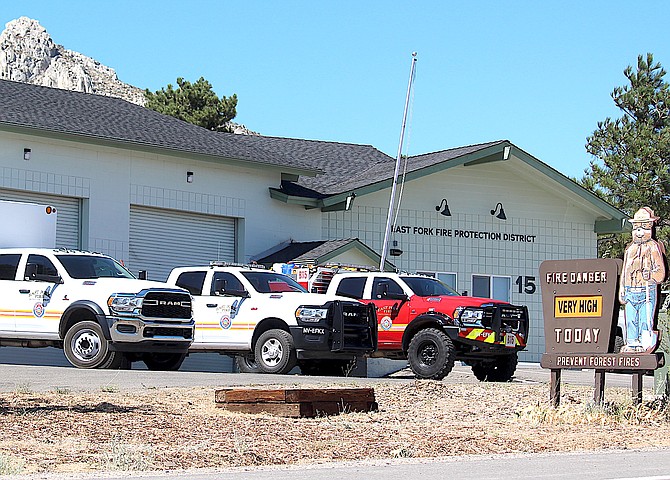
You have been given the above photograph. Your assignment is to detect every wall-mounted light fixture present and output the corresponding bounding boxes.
[435,198,451,217]
[186,171,194,183]
[389,240,403,256]
[345,192,356,211]
[490,202,507,220]
[23,148,31,161]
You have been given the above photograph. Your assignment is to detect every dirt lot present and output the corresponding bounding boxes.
[0,379,669,476]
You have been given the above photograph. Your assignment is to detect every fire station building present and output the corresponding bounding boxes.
[0,79,626,367]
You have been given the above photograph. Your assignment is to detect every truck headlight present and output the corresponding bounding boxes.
[455,307,484,325]
[108,294,143,316]
[296,307,328,323]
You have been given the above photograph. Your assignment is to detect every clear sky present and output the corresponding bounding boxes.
[3,1,669,179]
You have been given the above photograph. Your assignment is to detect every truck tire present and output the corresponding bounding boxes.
[142,353,187,371]
[407,328,455,380]
[471,353,518,382]
[254,329,297,374]
[64,320,120,369]
[235,353,262,373]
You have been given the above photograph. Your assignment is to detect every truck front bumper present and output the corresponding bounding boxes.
[104,315,194,353]
[289,325,372,360]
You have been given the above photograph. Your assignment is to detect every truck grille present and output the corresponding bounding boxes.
[482,305,529,334]
[141,291,192,320]
[144,326,193,339]
[330,301,377,352]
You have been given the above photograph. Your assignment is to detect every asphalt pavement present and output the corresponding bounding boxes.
[0,361,655,393]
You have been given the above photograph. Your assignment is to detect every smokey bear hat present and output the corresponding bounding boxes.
[628,207,660,224]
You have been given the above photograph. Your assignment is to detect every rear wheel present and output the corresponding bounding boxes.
[254,329,297,374]
[471,353,518,382]
[407,328,455,380]
[235,353,262,373]
[142,352,187,371]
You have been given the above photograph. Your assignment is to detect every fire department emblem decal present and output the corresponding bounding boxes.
[33,302,45,318]
[220,316,232,329]
[380,316,393,331]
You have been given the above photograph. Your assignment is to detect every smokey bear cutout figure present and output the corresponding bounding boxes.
[619,207,667,353]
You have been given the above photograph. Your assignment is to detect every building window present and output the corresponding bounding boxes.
[472,274,511,302]
[417,271,457,290]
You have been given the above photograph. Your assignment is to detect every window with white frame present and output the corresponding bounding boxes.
[472,274,511,302]
[417,271,457,290]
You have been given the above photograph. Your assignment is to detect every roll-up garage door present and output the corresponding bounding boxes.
[0,189,81,249]
[129,205,236,282]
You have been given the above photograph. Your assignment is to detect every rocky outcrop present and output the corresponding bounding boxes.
[0,16,145,105]
[0,16,257,134]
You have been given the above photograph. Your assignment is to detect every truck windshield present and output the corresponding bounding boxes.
[56,255,135,279]
[241,271,307,293]
[401,276,459,297]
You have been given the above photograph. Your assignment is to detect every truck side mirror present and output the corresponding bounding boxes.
[213,278,250,298]
[213,278,226,295]
[138,270,147,280]
[378,282,408,301]
[25,263,38,281]
[25,263,62,284]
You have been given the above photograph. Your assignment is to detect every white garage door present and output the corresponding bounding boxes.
[0,189,81,249]
[129,205,236,282]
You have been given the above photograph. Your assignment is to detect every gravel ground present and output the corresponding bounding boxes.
[0,380,669,476]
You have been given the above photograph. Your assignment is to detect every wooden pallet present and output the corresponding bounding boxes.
[215,387,377,418]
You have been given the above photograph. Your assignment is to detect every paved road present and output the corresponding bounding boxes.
[0,361,654,393]
[11,449,670,480]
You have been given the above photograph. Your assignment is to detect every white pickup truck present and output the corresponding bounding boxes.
[0,248,194,369]
[166,263,377,375]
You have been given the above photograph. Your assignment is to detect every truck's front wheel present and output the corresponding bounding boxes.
[64,320,121,369]
[407,328,455,380]
[254,329,297,374]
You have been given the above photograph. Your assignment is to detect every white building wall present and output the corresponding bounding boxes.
[323,158,598,362]
[0,131,322,266]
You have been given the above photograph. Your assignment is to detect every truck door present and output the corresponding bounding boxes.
[14,254,65,334]
[0,253,22,332]
[176,271,250,348]
[371,277,409,349]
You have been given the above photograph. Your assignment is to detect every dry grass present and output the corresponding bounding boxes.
[0,381,669,475]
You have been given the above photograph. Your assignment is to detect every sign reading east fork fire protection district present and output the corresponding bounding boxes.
[540,258,625,368]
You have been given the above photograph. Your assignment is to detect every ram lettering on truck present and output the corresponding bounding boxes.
[167,263,377,376]
[313,267,529,381]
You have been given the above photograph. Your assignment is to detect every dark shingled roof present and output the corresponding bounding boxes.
[255,239,367,265]
[256,136,506,197]
[0,79,509,199]
[0,79,317,172]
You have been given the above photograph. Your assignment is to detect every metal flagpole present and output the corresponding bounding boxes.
[380,52,417,271]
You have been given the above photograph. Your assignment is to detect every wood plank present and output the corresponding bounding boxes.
[218,400,378,418]
[216,389,287,403]
[284,388,375,403]
[220,402,303,417]
[215,387,376,404]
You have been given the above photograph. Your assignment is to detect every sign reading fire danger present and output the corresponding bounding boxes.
[554,296,602,318]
